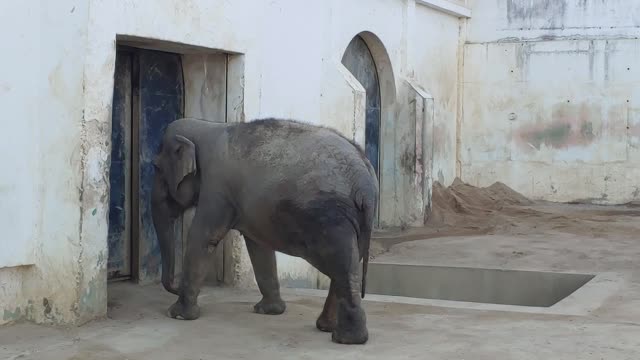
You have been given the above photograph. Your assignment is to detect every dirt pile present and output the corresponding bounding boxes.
[371,179,538,254]
[427,178,534,228]
[371,178,640,259]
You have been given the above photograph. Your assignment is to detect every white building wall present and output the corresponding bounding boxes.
[412,4,462,186]
[0,0,91,325]
[461,0,640,204]
[0,0,466,325]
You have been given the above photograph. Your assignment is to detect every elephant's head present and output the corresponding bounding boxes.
[151,134,200,295]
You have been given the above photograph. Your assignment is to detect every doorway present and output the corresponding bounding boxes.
[107,47,185,282]
[341,35,383,227]
[108,44,237,286]
[341,35,382,178]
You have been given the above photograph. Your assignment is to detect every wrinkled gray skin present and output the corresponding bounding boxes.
[151,117,378,345]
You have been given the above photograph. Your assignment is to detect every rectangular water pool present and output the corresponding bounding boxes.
[366,263,595,307]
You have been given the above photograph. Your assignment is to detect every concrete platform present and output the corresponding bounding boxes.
[1,204,640,359]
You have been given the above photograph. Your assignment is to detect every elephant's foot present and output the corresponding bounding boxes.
[253,297,286,315]
[317,281,337,333]
[315,314,336,333]
[331,302,368,345]
[167,300,200,320]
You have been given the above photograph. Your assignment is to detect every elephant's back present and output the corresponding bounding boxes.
[232,119,371,178]
[227,119,376,206]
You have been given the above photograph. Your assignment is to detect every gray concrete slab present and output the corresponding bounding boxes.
[1,203,639,359]
[1,280,639,360]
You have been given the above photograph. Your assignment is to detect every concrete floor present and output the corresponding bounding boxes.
[1,204,640,359]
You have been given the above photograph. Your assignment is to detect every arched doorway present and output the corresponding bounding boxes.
[341,36,381,177]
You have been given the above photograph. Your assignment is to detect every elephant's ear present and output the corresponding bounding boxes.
[170,135,197,193]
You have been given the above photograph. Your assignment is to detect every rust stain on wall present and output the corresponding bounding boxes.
[516,103,599,150]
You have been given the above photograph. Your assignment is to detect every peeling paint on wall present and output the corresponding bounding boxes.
[77,272,107,320]
[3,307,21,322]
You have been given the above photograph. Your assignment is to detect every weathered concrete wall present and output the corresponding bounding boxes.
[412,4,462,193]
[1,0,466,324]
[0,0,97,325]
[461,0,640,204]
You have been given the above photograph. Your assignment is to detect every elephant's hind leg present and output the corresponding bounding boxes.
[313,229,368,345]
[331,254,368,344]
[316,280,337,332]
[245,237,286,315]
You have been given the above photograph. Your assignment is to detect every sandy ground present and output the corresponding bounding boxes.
[372,179,640,259]
[1,181,640,359]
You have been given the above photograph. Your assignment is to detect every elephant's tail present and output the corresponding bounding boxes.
[360,206,372,300]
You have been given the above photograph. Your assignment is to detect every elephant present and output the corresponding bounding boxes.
[151,117,378,344]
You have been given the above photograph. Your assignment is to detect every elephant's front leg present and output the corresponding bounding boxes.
[245,237,286,315]
[168,200,233,320]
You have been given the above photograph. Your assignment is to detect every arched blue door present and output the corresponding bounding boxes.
[341,36,381,177]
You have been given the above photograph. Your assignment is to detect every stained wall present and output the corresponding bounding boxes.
[461,0,640,203]
[0,0,99,325]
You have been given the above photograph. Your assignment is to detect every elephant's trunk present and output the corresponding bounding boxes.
[151,175,180,295]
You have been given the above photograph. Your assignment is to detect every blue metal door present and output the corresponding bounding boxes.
[137,49,185,282]
[108,50,133,280]
[341,36,381,177]
[108,48,184,282]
